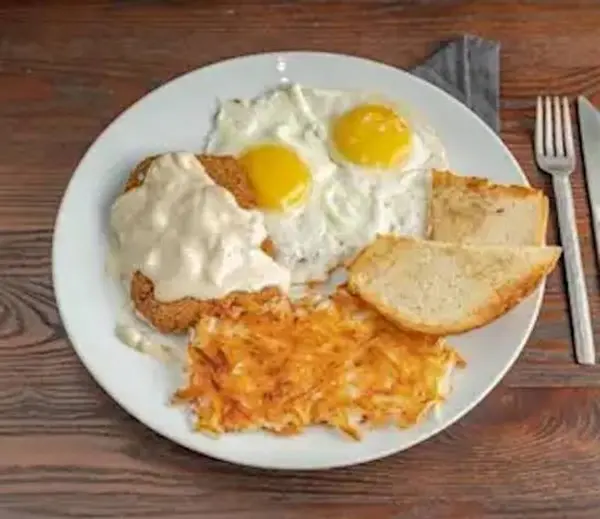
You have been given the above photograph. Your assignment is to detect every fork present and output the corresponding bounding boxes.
[535,96,595,365]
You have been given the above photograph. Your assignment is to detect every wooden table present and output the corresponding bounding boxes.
[2,1,600,517]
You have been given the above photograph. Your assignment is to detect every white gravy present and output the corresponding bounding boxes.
[108,152,290,301]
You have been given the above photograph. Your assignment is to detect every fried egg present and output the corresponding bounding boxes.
[206,84,448,283]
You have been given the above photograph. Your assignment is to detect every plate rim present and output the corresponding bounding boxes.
[52,50,542,470]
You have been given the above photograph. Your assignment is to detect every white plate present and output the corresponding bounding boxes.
[53,52,541,470]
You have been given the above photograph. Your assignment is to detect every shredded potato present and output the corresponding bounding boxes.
[173,289,464,439]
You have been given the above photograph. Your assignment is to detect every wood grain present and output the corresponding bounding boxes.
[2,375,600,518]
[2,1,600,517]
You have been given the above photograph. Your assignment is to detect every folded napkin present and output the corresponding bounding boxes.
[411,35,500,133]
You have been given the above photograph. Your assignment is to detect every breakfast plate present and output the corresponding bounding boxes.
[53,52,543,470]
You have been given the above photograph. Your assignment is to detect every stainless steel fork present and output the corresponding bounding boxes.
[535,96,595,365]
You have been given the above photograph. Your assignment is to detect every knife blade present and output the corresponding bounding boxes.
[578,96,600,263]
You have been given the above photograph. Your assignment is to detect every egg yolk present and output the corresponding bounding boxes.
[332,104,412,168]
[238,144,311,211]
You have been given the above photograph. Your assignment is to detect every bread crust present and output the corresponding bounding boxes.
[121,154,277,333]
[429,170,549,246]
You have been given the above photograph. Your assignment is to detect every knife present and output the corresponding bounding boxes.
[578,96,600,264]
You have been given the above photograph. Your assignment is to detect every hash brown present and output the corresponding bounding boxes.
[174,289,463,439]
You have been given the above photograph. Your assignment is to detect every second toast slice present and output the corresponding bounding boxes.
[430,170,549,246]
[348,235,561,335]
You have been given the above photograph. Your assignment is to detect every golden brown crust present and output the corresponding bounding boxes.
[432,170,545,199]
[123,153,277,333]
[429,170,549,246]
[536,194,550,246]
[125,154,257,208]
[124,156,155,192]
[131,272,282,334]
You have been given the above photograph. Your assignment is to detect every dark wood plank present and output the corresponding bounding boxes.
[1,376,600,518]
[3,1,600,517]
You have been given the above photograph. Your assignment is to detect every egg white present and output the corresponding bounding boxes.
[206,84,449,284]
[294,86,448,174]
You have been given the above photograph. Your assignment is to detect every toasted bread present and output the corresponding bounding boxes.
[430,170,549,246]
[124,154,276,334]
[348,235,561,335]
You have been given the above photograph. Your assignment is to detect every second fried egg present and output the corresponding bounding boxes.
[206,84,448,283]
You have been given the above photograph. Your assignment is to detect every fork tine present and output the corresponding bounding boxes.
[535,96,544,157]
[554,96,565,156]
[544,96,554,156]
[562,97,575,158]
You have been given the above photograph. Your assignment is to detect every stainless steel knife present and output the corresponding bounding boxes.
[578,96,600,263]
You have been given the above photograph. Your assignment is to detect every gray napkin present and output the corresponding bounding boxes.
[411,35,500,133]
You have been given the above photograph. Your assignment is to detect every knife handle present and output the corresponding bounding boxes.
[553,175,596,365]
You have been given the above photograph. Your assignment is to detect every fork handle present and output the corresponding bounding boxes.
[553,175,596,364]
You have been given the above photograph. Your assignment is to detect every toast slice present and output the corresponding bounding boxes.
[430,170,549,246]
[348,235,561,335]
